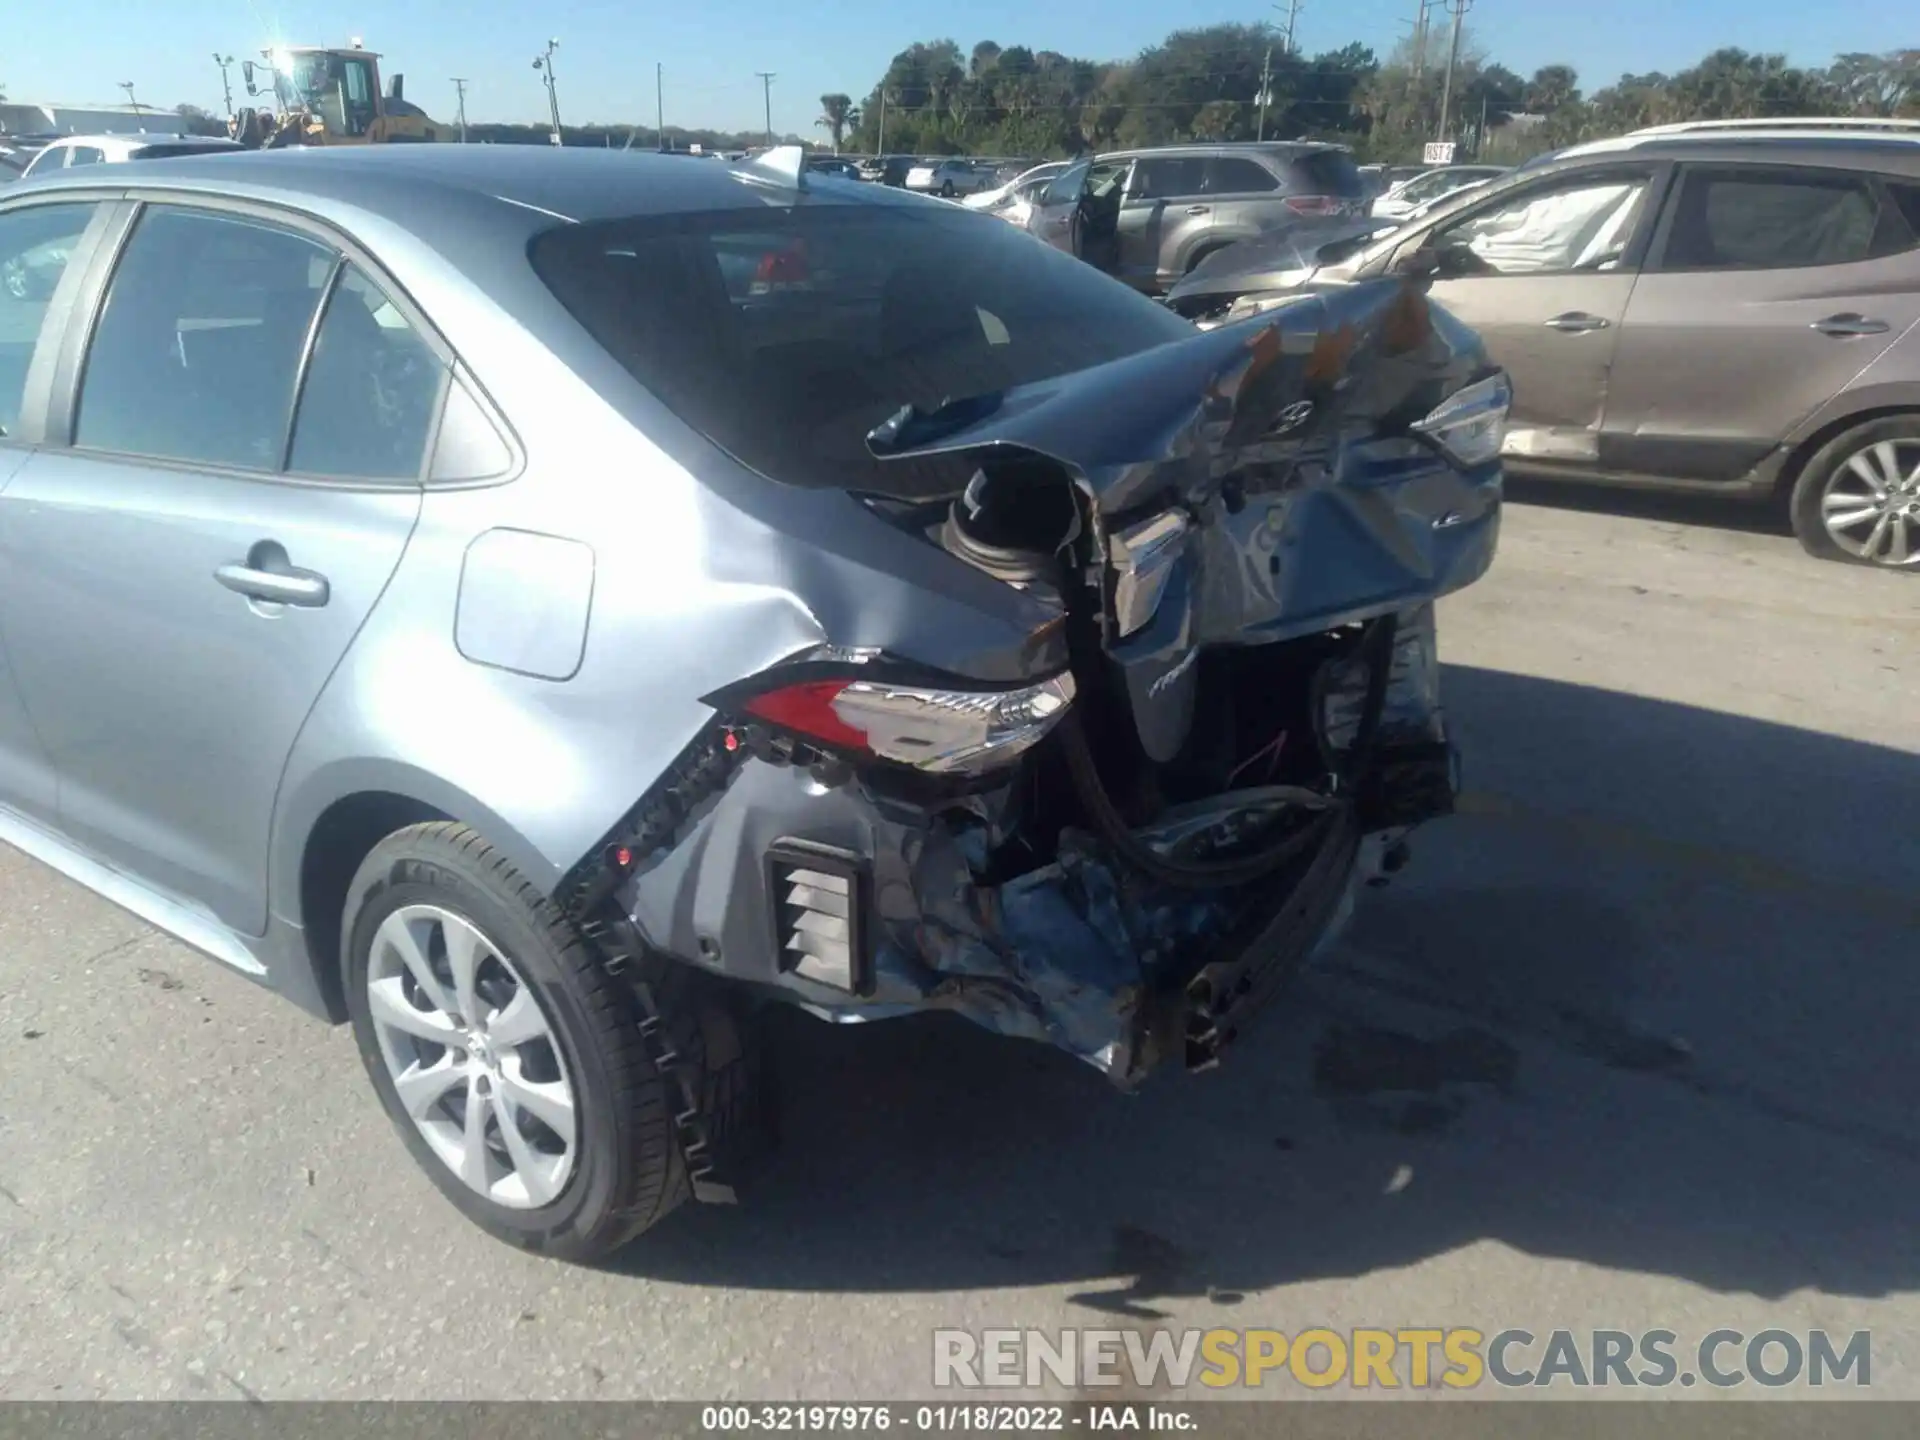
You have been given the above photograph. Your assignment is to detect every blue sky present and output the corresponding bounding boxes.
[10,0,1909,139]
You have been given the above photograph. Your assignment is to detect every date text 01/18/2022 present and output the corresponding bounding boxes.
[700,1405,1200,1432]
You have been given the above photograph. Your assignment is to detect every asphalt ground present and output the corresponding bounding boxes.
[1,484,1916,1401]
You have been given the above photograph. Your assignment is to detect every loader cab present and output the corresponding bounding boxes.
[243,47,397,142]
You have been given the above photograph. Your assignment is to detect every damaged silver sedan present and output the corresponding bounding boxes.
[0,144,1505,1261]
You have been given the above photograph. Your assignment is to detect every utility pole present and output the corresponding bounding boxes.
[656,62,665,149]
[1277,0,1303,55]
[1255,46,1275,141]
[755,72,776,147]
[1436,0,1471,143]
[877,90,889,155]
[451,78,469,143]
[533,39,563,145]
[213,54,235,122]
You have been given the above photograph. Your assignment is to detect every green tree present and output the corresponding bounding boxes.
[816,93,856,152]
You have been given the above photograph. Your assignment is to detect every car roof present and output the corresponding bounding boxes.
[1101,141,1340,160]
[1549,130,1920,174]
[41,132,241,154]
[7,145,949,253]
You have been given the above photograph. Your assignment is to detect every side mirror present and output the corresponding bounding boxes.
[242,61,258,95]
[389,73,405,101]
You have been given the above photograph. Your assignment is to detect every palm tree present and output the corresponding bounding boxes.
[816,93,856,153]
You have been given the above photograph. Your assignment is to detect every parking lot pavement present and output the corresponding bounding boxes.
[0,491,1915,1402]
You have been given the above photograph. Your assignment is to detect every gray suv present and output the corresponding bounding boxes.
[1028,142,1367,293]
[1169,119,1920,568]
[0,144,1503,1259]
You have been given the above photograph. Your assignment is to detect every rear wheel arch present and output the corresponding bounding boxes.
[297,790,451,1021]
[277,765,567,1022]
[1774,396,1920,503]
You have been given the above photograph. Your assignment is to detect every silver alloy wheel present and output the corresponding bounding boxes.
[1822,438,1920,567]
[366,904,578,1209]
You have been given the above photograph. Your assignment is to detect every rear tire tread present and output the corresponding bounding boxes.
[343,821,728,1261]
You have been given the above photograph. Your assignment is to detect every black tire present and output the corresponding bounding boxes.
[1788,415,1920,568]
[940,181,956,197]
[341,821,746,1261]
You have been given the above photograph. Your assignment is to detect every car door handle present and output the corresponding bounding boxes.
[1811,313,1890,337]
[1185,205,1210,216]
[215,540,330,608]
[1543,312,1610,333]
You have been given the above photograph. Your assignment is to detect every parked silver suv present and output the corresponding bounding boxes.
[1028,142,1368,293]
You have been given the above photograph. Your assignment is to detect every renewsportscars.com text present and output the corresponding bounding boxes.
[933,1327,1872,1390]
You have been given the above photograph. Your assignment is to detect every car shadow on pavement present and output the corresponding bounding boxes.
[611,665,1920,1307]
[1504,475,1788,538]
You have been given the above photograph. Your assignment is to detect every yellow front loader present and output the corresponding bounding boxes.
[231,41,446,148]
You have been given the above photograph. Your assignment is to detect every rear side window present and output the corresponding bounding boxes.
[1290,149,1364,197]
[1134,155,1206,199]
[288,264,445,479]
[1888,181,1920,242]
[529,203,1193,492]
[1206,157,1279,195]
[75,206,330,468]
[68,147,105,167]
[0,201,98,439]
[1660,168,1888,270]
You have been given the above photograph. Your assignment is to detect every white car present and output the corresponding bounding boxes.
[964,161,1070,222]
[905,159,994,198]
[18,131,243,181]
[1370,164,1509,219]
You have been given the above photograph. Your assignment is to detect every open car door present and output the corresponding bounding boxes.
[1026,156,1093,257]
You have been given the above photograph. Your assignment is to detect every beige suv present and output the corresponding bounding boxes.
[1174,119,1920,568]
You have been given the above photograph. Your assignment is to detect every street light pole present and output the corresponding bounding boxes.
[451,77,469,143]
[119,81,142,118]
[533,39,563,145]
[755,71,776,147]
[213,55,236,122]
[656,62,665,149]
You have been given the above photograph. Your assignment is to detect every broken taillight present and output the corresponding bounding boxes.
[724,668,1076,776]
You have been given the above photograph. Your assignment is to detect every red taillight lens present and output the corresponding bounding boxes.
[722,669,1077,776]
[1284,194,1343,216]
[741,679,865,751]
[754,240,809,285]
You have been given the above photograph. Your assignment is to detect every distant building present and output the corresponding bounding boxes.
[0,102,193,137]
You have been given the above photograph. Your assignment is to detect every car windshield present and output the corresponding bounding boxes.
[530,202,1194,491]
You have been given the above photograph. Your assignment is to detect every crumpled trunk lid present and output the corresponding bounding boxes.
[868,274,1500,761]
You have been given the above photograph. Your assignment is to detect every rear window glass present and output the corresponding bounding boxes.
[1291,149,1364,196]
[529,203,1193,491]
